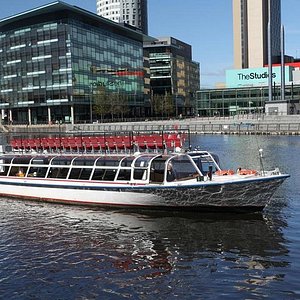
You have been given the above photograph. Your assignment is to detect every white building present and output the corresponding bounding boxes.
[233,0,281,69]
[97,0,148,34]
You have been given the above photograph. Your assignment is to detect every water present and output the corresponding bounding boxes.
[0,135,299,299]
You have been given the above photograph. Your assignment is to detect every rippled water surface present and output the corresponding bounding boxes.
[0,135,299,299]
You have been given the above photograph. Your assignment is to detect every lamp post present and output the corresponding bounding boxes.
[90,83,93,123]
[249,101,253,115]
[268,0,273,102]
[175,94,178,118]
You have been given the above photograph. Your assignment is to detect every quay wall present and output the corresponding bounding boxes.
[3,114,300,136]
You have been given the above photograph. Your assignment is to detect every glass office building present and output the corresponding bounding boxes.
[0,1,149,124]
[196,85,300,117]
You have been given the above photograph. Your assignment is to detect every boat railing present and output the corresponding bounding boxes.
[6,129,189,155]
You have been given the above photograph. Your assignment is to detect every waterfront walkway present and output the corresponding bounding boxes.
[4,114,300,136]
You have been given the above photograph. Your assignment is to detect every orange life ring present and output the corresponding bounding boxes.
[215,169,234,176]
[238,169,257,175]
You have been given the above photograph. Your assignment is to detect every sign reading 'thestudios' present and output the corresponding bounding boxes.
[226,66,292,88]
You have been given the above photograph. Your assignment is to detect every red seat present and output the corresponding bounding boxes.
[10,139,23,150]
[134,136,147,150]
[106,137,117,151]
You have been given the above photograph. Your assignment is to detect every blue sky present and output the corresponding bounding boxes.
[0,0,299,88]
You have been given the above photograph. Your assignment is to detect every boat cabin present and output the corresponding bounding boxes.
[0,153,204,184]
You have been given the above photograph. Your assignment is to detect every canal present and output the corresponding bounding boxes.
[0,134,299,299]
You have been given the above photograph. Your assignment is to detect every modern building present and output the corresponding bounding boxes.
[143,37,200,116]
[97,0,148,34]
[196,84,300,117]
[0,1,152,124]
[233,0,281,69]
[197,62,300,116]
[196,0,300,117]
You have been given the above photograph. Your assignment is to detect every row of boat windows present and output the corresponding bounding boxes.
[0,154,203,182]
[1,166,146,181]
[0,155,152,167]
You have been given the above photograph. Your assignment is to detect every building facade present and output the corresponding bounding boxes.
[197,62,300,117]
[97,0,148,34]
[0,1,150,124]
[143,37,200,116]
[196,85,300,117]
[233,0,281,69]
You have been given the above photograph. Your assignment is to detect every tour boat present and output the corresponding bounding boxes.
[0,146,289,212]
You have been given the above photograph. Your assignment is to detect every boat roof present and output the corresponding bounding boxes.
[0,152,184,166]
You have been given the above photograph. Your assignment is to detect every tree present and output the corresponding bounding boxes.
[151,93,174,117]
[164,93,174,117]
[93,85,109,122]
[152,94,164,117]
[114,93,129,120]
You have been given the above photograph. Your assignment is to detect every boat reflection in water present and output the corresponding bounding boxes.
[92,210,289,278]
[0,199,289,298]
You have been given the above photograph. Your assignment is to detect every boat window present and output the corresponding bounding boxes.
[96,156,123,166]
[134,156,153,168]
[102,169,117,181]
[72,157,97,166]
[0,156,14,164]
[0,159,9,176]
[47,167,69,179]
[78,168,92,180]
[69,168,81,179]
[117,169,131,181]
[168,155,199,181]
[150,157,166,183]
[0,167,9,176]
[51,156,73,165]
[192,156,218,175]
[91,169,105,180]
[69,168,92,180]
[8,166,28,177]
[0,164,9,176]
[12,156,32,164]
[120,157,134,167]
[133,169,148,180]
[28,167,48,178]
[211,154,220,166]
[31,157,50,165]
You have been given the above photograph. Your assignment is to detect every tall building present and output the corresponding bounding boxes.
[143,37,200,116]
[0,1,151,124]
[233,0,281,69]
[97,0,148,34]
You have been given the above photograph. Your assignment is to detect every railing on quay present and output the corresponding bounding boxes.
[64,122,300,136]
[183,123,300,135]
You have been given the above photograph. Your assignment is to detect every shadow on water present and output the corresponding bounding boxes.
[0,199,291,299]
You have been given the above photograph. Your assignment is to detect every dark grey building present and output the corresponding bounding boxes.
[0,1,150,124]
[144,37,200,116]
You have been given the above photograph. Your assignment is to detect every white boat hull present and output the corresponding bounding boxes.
[0,174,288,212]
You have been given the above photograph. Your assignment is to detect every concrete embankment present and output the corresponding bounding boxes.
[4,114,300,136]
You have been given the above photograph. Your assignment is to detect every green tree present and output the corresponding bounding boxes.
[151,93,174,118]
[114,93,129,120]
[164,93,174,117]
[93,85,109,122]
[152,94,164,117]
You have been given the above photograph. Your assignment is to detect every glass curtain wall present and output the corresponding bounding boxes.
[0,15,144,124]
[70,19,144,122]
[0,22,72,124]
[196,87,270,117]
